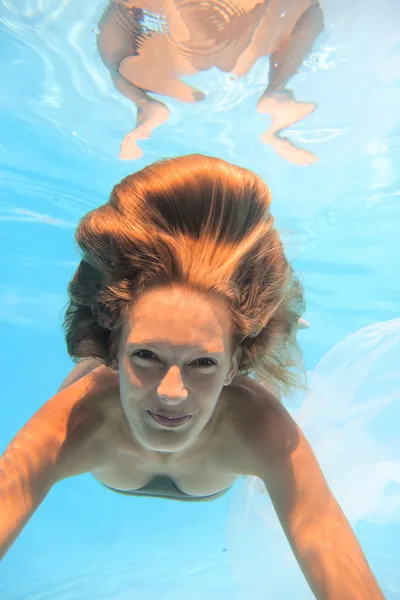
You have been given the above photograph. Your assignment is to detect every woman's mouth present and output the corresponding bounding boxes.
[148,411,191,428]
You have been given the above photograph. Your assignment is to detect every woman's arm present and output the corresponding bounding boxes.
[0,365,117,559]
[248,389,385,600]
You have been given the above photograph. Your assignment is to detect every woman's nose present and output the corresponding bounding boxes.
[157,365,188,403]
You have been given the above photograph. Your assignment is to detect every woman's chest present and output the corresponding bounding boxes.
[90,404,244,494]
[89,376,266,497]
[91,442,238,496]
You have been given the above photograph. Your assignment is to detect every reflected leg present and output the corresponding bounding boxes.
[257,3,324,165]
[97,2,171,159]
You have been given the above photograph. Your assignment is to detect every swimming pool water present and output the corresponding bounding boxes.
[1,0,399,598]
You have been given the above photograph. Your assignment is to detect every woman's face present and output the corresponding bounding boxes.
[115,285,240,454]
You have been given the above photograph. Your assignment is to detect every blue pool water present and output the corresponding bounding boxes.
[1,0,399,598]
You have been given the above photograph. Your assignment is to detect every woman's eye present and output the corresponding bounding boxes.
[131,352,216,368]
[134,350,157,361]
[191,358,217,368]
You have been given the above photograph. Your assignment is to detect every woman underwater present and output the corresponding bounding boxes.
[0,155,384,598]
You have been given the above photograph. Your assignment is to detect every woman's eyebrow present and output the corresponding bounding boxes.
[125,341,224,354]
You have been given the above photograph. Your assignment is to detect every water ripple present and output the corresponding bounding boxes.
[286,127,346,144]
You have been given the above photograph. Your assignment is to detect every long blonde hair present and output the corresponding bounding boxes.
[63,154,305,395]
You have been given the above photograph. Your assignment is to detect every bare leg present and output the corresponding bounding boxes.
[111,71,171,160]
[97,3,172,159]
[118,51,206,103]
[257,2,324,165]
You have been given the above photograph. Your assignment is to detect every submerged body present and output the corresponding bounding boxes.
[56,356,281,502]
[1,314,385,599]
[97,0,324,163]
[0,156,384,598]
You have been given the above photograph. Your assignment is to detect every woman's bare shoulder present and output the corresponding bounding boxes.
[227,375,283,419]
[223,377,300,469]
[37,364,121,479]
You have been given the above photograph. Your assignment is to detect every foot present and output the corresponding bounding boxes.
[257,89,317,132]
[120,99,171,161]
[261,131,318,166]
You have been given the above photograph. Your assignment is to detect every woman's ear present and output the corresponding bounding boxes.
[108,359,119,374]
[224,346,242,386]
[108,331,120,373]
